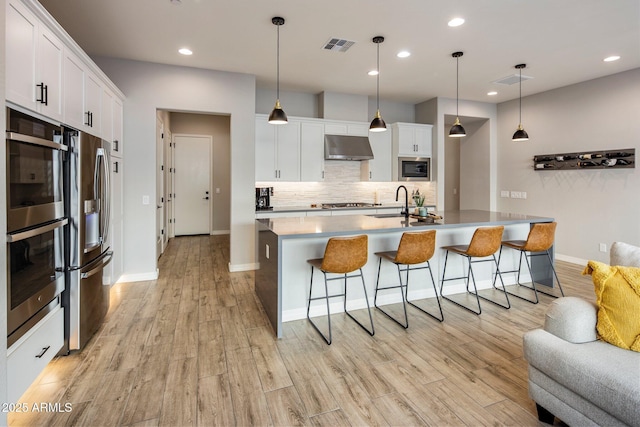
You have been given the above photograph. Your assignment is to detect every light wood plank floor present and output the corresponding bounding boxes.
[9,235,596,426]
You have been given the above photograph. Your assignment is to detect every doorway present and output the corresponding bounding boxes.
[174,134,212,235]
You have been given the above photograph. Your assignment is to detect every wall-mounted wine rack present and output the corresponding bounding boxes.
[533,148,635,171]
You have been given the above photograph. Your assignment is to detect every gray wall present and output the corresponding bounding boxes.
[169,112,232,233]
[496,68,640,263]
[459,119,491,210]
[94,57,257,276]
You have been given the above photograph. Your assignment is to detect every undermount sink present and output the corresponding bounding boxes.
[366,213,408,218]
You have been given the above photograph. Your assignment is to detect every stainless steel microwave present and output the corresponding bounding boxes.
[398,157,430,181]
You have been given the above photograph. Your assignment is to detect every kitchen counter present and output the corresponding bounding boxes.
[255,210,555,337]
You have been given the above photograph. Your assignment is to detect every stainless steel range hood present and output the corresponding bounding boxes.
[324,134,374,160]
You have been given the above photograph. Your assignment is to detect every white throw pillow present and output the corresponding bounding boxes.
[610,242,640,268]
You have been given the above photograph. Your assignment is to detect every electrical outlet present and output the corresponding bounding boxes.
[142,195,150,205]
[521,192,527,199]
[599,243,607,253]
[501,190,510,198]
[510,191,518,198]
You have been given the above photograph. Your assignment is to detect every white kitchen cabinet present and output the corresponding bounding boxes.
[112,98,123,158]
[6,0,64,122]
[255,115,300,181]
[7,305,63,403]
[324,121,369,136]
[300,121,325,182]
[63,49,103,136]
[84,71,102,135]
[63,49,86,130]
[392,122,433,157]
[361,130,392,181]
[107,156,124,285]
[101,88,114,142]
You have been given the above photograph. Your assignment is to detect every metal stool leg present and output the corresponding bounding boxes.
[406,261,444,322]
[345,269,375,335]
[535,249,565,298]
[306,266,333,345]
[374,257,409,328]
[440,251,482,315]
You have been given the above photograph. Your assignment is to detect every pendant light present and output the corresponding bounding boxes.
[512,63,529,141]
[268,17,288,124]
[449,51,466,138]
[369,36,387,132]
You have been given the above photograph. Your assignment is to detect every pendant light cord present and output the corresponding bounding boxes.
[456,56,459,117]
[518,67,522,125]
[376,42,380,111]
[276,23,280,101]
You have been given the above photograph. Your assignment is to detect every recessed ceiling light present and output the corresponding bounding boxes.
[448,17,465,27]
[178,48,193,56]
[487,91,498,96]
[397,51,411,58]
[368,70,379,76]
[603,55,620,62]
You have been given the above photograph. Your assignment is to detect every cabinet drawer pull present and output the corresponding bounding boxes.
[35,346,50,358]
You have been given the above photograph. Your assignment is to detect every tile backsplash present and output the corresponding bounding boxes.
[257,161,436,208]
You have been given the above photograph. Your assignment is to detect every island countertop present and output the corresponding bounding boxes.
[257,209,555,238]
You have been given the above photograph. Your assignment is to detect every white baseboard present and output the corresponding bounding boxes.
[117,269,159,283]
[282,275,523,322]
[210,230,230,236]
[228,262,259,272]
[556,253,588,266]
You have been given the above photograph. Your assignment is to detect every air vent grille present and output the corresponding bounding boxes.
[322,38,356,53]
[493,73,533,85]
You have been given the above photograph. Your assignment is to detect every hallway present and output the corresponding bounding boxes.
[9,235,592,426]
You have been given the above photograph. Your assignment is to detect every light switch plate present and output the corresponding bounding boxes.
[501,190,510,198]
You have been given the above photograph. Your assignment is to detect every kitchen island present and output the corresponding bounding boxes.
[255,210,555,337]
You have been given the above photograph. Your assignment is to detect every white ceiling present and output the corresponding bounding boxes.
[38,0,640,105]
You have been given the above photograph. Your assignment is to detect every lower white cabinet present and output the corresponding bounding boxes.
[7,305,64,403]
[108,157,124,284]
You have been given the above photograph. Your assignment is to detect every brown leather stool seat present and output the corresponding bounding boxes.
[439,226,510,315]
[496,222,564,303]
[374,230,444,328]
[306,235,374,345]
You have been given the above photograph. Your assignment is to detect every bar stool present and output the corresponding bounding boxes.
[496,221,564,303]
[439,226,510,315]
[306,235,374,345]
[374,230,444,328]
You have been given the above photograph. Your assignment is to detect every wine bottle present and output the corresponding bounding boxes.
[616,158,633,166]
[601,158,617,166]
[577,161,598,167]
[535,163,555,169]
[606,151,632,158]
[579,153,603,160]
[534,156,554,162]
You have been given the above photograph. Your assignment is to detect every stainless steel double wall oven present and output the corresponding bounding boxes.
[6,108,67,347]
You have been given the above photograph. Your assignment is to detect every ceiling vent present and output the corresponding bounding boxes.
[322,38,356,53]
[493,73,533,85]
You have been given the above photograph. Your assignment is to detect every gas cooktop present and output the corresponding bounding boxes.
[321,202,376,209]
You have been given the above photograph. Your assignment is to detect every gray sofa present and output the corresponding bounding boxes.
[523,242,640,427]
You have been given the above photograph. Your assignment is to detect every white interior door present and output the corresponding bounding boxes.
[156,118,165,257]
[174,135,211,235]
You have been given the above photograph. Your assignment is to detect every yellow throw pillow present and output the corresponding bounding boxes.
[583,261,640,351]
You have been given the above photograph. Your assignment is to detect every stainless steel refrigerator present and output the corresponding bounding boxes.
[64,129,112,351]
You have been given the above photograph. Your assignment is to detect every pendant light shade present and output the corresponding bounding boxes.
[449,51,466,138]
[512,63,529,141]
[369,36,387,132]
[268,17,288,125]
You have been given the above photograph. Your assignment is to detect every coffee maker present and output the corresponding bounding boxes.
[255,187,273,210]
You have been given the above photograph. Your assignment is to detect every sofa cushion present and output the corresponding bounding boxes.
[524,329,640,427]
[584,261,640,351]
[544,297,597,343]
[610,241,640,267]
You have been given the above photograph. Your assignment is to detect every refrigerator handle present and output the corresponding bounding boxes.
[103,148,111,244]
[80,251,113,279]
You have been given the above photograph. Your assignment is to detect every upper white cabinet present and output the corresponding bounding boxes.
[324,121,368,136]
[64,51,102,136]
[392,123,433,157]
[300,121,325,182]
[6,0,64,122]
[361,130,392,181]
[255,115,300,181]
